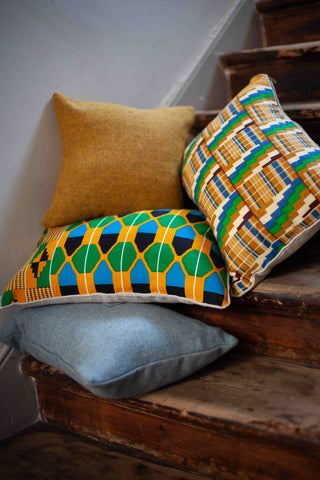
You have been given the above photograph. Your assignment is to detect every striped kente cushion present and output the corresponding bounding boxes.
[182,74,320,296]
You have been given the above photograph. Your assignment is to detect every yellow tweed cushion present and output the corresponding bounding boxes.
[42,94,194,228]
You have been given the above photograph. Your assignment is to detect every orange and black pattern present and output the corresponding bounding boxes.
[1,209,229,309]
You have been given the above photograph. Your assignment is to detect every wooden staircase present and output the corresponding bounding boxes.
[20,2,320,479]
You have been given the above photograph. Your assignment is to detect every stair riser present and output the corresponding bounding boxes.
[257,3,320,47]
[296,116,320,145]
[224,59,320,104]
[220,44,320,104]
[31,376,320,480]
[175,304,320,366]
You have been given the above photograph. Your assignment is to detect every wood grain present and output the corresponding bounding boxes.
[0,425,208,480]
[256,0,320,47]
[220,41,320,104]
[22,355,320,480]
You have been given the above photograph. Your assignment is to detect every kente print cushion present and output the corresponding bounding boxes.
[1,210,229,310]
[42,93,194,228]
[182,74,320,296]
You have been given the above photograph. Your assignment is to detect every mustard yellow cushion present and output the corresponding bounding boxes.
[42,94,194,228]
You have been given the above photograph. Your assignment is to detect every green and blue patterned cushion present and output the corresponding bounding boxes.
[1,209,230,314]
[182,74,320,296]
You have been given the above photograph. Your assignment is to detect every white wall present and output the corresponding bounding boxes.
[0,351,40,440]
[174,0,262,110]
[0,0,261,439]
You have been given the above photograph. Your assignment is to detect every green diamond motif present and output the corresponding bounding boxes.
[182,250,213,277]
[158,215,186,228]
[108,242,137,271]
[89,216,115,228]
[122,212,151,227]
[51,247,65,274]
[220,269,228,287]
[66,222,83,232]
[194,223,214,240]
[72,244,100,273]
[144,244,174,272]
[1,290,14,306]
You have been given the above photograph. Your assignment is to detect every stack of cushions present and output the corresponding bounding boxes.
[182,74,320,296]
[0,93,236,398]
[2,73,318,397]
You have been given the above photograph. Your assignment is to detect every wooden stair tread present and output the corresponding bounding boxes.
[220,41,320,66]
[219,41,320,104]
[246,231,319,304]
[282,102,320,119]
[256,0,320,14]
[141,354,320,438]
[256,0,320,47]
[194,103,320,118]
[0,424,207,480]
[22,354,320,441]
[192,105,320,144]
[22,354,320,479]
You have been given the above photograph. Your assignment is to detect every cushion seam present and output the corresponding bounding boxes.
[17,333,234,385]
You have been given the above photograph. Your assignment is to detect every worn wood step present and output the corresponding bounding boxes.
[256,0,320,47]
[220,41,320,104]
[191,105,320,145]
[22,353,320,480]
[0,424,210,480]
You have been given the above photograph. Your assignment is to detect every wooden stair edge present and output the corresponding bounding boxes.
[193,103,320,117]
[281,102,320,114]
[192,104,320,132]
[0,423,211,480]
[256,0,320,14]
[256,0,320,48]
[21,354,320,479]
[191,107,320,146]
[220,40,320,68]
[21,354,320,444]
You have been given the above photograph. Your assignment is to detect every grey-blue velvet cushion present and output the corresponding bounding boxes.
[0,302,238,398]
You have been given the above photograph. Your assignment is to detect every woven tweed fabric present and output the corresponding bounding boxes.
[42,93,194,228]
[1,210,229,309]
[182,74,320,296]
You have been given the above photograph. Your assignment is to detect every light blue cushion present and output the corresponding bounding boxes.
[0,303,238,398]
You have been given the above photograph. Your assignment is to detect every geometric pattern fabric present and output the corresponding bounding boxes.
[182,74,320,296]
[1,209,229,309]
